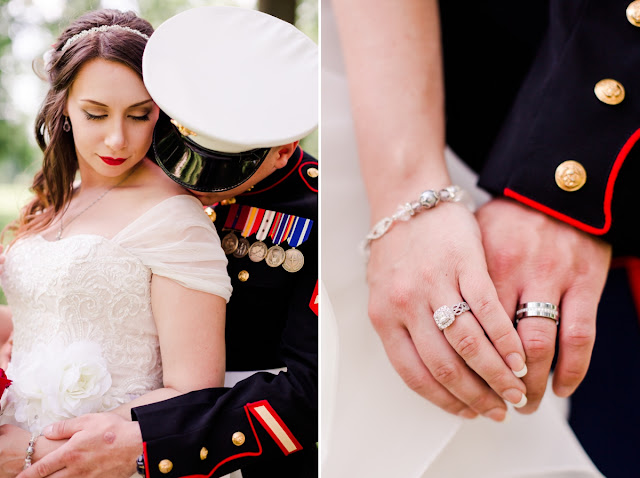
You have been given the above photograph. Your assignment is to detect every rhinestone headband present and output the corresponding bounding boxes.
[60,25,150,53]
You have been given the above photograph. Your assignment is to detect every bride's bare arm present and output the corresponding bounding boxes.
[110,275,226,419]
[333,0,527,419]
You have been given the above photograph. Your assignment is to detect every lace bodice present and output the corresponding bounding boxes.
[0,195,231,433]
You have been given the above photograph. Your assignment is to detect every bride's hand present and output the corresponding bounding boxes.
[367,203,528,420]
[0,424,32,477]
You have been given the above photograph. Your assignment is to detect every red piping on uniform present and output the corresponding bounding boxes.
[298,161,318,192]
[179,406,263,478]
[504,126,640,235]
[143,442,150,478]
[242,148,304,196]
[612,257,640,322]
[248,400,303,455]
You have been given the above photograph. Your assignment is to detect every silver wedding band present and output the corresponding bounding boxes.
[515,302,559,326]
[434,302,470,331]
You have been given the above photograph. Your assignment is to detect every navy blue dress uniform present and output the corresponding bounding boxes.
[439,1,640,476]
[132,6,318,478]
[132,148,318,478]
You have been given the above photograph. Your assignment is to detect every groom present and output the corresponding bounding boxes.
[16,6,318,478]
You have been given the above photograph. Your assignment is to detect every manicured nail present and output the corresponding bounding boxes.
[554,385,573,398]
[506,353,527,377]
[503,388,527,408]
[458,408,478,419]
[43,425,53,436]
[484,407,506,422]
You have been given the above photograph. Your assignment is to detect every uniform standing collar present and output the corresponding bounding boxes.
[241,147,304,197]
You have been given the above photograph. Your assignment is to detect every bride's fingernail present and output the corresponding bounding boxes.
[484,407,506,422]
[458,408,478,419]
[504,389,527,408]
[506,353,527,377]
[43,425,53,436]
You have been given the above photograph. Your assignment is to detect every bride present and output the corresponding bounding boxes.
[0,9,230,474]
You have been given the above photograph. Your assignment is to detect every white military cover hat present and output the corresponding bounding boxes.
[142,6,318,192]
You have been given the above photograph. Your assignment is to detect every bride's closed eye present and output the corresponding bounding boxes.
[83,111,150,121]
[83,111,107,120]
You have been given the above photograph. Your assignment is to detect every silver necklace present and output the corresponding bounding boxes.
[56,164,140,241]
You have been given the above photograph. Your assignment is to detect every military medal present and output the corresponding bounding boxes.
[283,248,304,272]
[266,245,286,267]
[221,233,239,254]
[266,212,292,267]
[248,241,269,262]
[221,204,242,255]
[249,210,275,262]
[233,238,250,258]
[228,206,251,258]
[282,217,313,273]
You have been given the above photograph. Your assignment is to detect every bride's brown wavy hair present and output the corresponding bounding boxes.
[4,9,156,243]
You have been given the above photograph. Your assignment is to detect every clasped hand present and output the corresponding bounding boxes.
[367,198,611,419]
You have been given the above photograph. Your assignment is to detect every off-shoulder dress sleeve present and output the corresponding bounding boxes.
[112,194,232,302]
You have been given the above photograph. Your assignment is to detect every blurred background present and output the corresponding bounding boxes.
[0,0,318,305]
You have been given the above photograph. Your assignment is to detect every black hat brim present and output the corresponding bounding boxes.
[152,122,270,193]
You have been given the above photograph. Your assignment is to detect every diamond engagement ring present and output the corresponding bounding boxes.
[515,302,560,326]
[433,302,471,331]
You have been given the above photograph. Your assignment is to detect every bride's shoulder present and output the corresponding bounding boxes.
[132,163,203,216]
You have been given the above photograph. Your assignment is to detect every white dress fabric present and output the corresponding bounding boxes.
[0,194,231,435]
[321,2,604,477]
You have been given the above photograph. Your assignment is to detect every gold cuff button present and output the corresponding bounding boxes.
[238,270,249,282]
[232,431,246,446]
[158,459,173,474]
[594,79,625,105]
[555,160,587,192]
[306,167,319,178]
[200,447,209,460]
[627,1,640,26]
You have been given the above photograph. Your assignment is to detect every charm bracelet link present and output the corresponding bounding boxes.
[360,185,471,257]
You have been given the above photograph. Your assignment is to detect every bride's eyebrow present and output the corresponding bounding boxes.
[79,99,154,108]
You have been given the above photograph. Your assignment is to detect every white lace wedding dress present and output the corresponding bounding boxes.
[321,1,604,476]
[0,195,231,439]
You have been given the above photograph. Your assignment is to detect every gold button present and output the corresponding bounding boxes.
[204,207,216,222]
[306,167,319,178]
[238,270,249,282]
[232,431,246,446]
[594,79,625,105]
[200,447,208,460]
[627,1,640,26]
[555,160,587,192]
[158,459,173,474]
[221,197,237,206]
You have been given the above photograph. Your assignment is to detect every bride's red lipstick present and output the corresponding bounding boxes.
[99,156,126,166]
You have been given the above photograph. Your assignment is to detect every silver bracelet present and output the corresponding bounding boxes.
[23,434,39,470]
[360,185,471,256]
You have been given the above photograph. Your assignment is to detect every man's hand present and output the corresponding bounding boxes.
[477,198,612,413]
[16,413,142,478]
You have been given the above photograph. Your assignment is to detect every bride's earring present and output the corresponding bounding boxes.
[63,116,71,132]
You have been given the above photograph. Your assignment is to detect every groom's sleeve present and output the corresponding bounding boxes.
[131,247,318,478]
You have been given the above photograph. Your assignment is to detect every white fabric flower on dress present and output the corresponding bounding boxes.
[10,340,112,432]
